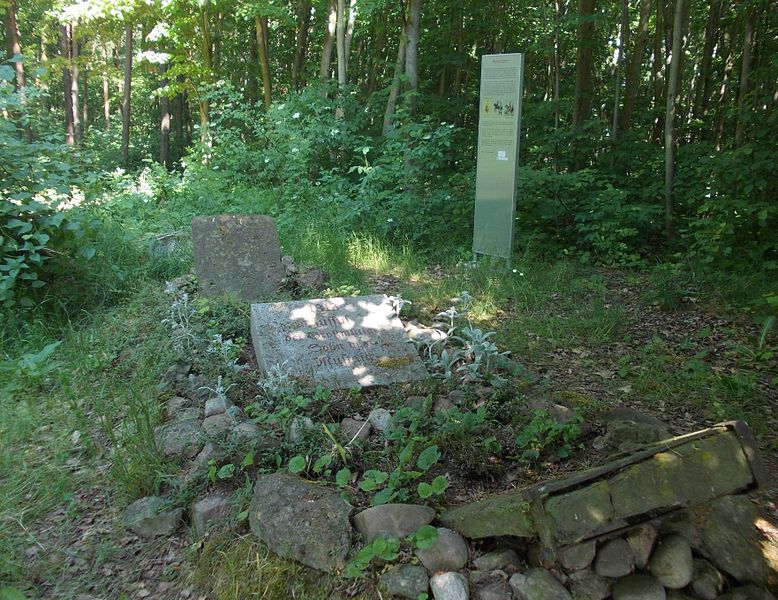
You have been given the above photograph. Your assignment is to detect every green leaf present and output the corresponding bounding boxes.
[411,525,438,550]
[313,453,333,473]
[288,456,306,474]
[236,510,249,522]
[241,450,255,468]
[359,479,378,492]
[372,487,396,505]
[431,475,449,493]
[217,463,236,479]
[78,247,96,259]
[0,587,29,600]
[417,482,433,498]
[335,467,351,487]
[416,445,440,471]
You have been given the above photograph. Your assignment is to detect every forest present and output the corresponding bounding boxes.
[1,0,777,598]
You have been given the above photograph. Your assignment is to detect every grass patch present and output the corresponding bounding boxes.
[190,534,369,600]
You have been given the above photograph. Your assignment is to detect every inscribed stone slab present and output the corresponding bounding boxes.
[192,214,284,301]
[250,295,428,389]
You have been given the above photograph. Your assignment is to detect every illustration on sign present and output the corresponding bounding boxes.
[473,54,524,261]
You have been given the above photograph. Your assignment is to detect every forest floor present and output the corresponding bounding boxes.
[2,256,777,600]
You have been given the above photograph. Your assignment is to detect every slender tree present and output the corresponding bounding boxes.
[664,0,685,242]
[122,22,132,166]
[4,0,32,141]
[60,24,75,146]
[255,15,272,109]
[405,0,421,115]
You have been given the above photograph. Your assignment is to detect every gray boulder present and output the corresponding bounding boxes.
[690,558,725,600]
[368,408,393,433]
[611,574,665,600]
[123,496,181,538]
[649,534,693,589]
[378,564,430,599]
[192,493,233,536]
[509,568,571,600]
[415,527,469,573]
[472,549,521,572]
[566,568,609,600]
[340,418,371,444]
[353,503,435,543]
[696,495,774,587]
[626,523,658,570]
[430,571,469,600]
[475,580,513,600]
[249,473,352,572]
[202,413,233,437]
[594,538,635,578]
[559,541,596,571]
[155,418,203,459]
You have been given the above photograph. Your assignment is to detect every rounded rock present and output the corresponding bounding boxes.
[430,571,469,600]
[690,558,725,600]
[416,527,469,573]
[475,580,512,600]
[649,534,693,589]
[594,538,635,578]
[612,574,666,600]
[353,503,435,543]
[472,549,521,572]
[368,408,393,433]
[378,564,429,599]
[509,568,572,600]
[202,413,232,437]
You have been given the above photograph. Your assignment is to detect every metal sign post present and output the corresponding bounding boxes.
[472,53,524,268]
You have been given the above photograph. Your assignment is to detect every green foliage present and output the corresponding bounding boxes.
[358,442,441,505]
[514,410,583,462]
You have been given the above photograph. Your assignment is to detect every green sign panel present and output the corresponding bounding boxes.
[473,53,524,260]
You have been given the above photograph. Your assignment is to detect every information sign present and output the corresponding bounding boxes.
[473,53,524,260]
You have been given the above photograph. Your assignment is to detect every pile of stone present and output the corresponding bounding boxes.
[123,362,280,539]
[244,476,776,600]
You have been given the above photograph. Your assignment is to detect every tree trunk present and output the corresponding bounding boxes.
[102,66,110,130]
[651,0,665,143]
[620,0,651,133]
[692,0,721,124]
[664,0,685,243]
[82,66,89,135]
[405,0,421,115]
[714,29,733,149]
[572,0,596,170]
[5,1,32,141]
[292,1,313,90]
[175,77,185,157]
[247,29,259,101]
[160,64,170,168]
[367,17,385,94]
[734,7,754,146]
[344,0,357,74]
[572,0,596,130]
[382,18,407,135]
[122,22,132,167]
[213,12,222,75]
[320,0,336,81]
[611,0,630,142]
[336,0,347,87]
[255,16,272,109]
[71,31,81,142]
[60,25,75,146]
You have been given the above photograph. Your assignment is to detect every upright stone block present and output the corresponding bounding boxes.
[250,294,428,389]
[191,214,284,301]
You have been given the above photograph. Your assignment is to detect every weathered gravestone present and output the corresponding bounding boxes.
[192,214,285,301]
[250,294,428,388]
